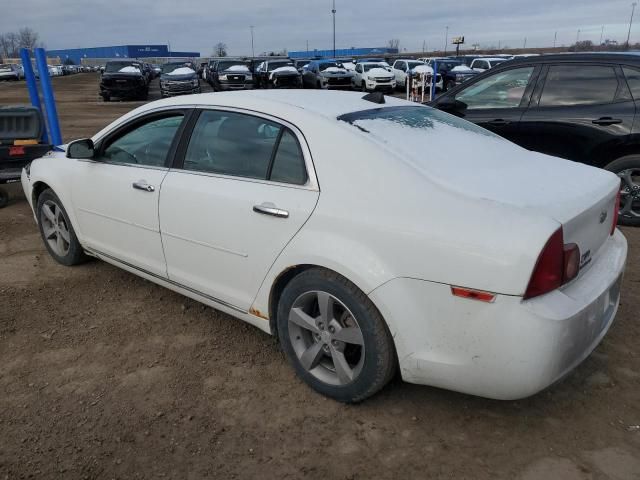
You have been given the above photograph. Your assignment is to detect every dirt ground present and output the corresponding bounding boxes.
[1,74,639,480]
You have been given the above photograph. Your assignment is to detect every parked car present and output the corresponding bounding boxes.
[352,62,396,92]
[21,90,626,403]
[99,61,148,101]
[208,59,254,91]
[160,62,200,97]
[302,59,353,89]
[0,64,24,81]
[431,53,640,225]
[470,57,509,72]
[0,106,51,207]
[426,58,479,91]
[392,59,428,88]
[255,59,301,88]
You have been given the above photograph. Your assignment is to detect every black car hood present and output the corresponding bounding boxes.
[161,73,196,81]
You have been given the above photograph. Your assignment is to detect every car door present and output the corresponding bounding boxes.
[434,65,540,143]
[70,110,188,277]
[159,108,319,311]
[518,63,635,165]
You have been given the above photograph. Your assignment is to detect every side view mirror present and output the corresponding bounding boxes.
[435,95,467,112]
[67,138,95,159]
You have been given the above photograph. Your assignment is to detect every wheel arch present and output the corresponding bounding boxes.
[592,141,640,169]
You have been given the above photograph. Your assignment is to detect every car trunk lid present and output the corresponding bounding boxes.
[341,105,620,269]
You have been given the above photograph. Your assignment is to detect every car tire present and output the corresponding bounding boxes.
[445,79,456,91]
[102,94,110,102]
[36,189,87,266]
[605,155,640,226]
[276,268,397,403]
[0,188,8,208]
[361,81,367,92]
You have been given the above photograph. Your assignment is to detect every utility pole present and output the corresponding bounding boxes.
[627,2,637,50]
[444,26,449,55]
[422,40,426,53]
[553,31,557,48]
[332,0,336,58]
[523,37,527,49]
[576,28,581,45]
[599,25,604,47]
[306,39,309,55]
[250,26,255,58]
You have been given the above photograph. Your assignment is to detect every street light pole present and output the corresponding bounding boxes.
[599,25,604,47]
[553,31,557,48]
[250,25,255,58]
[332,0,336,58]
[627,2,637,50]
[444,26,449,55]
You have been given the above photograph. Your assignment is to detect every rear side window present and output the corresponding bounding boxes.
[183,110,307,185]
[539,65,618,106]
[269,130,307,185]
[623,66,640,100]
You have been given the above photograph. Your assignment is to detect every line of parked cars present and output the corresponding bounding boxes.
[0,62,99,81]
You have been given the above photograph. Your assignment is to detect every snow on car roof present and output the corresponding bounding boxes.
[123,90,412,124]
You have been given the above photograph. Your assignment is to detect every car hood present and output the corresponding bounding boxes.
[161,73,196,81]
[348,106,618,225]
[365,68,393,78]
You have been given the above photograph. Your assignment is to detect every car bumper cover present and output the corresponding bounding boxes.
[369,230,627,400]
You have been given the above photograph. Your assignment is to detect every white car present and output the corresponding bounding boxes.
[470,57,509,72]
[0,63,24,80]
[21,91,627,403]
[352,62,396,92]
[392,59,428,87]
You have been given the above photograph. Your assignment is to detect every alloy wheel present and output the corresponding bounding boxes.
[617,168,640,219]
[288,291,365,386]
[40,200,71,256]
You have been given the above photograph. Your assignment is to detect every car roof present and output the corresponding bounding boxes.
[134,90,411,122]
[476,57,506,62]
[501,52,640,65]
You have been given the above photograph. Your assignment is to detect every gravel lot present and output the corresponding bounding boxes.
[1,73,640,479]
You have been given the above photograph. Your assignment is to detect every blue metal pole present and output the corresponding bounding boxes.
[34,48,62,145]
[20,48,49,143]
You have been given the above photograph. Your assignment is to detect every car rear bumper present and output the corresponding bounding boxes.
[161,86,201,97]
[369,230,627,400]
[100,85,146,98]
[217,82,254,91]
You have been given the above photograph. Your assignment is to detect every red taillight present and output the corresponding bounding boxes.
[9,146,25,156]
[611,189,620,235]
[524,228,580,300]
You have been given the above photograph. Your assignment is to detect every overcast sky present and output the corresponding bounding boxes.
[2,0,638,55]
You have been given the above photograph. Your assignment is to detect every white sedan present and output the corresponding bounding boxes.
[21,91,627,402]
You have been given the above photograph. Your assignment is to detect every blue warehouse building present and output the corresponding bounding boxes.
[288,46,398,59]
[47,45,200,64]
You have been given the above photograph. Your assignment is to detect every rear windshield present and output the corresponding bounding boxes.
[338,106,498,138]
[218,60,249,70]
[267,61,294,71]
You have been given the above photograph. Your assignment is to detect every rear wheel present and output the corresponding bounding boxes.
[0,188,8,208]
[445,79,455,91]
[605,155,640,226]
[276,268,396,403]
[36,189,87,265]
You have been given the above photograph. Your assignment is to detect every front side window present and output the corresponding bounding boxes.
[455,67,534,109]
[183,110,307,184]
[539,65,619,107]
[99,114,184,167]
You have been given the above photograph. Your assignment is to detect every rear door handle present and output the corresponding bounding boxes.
[253,204,289,218]
[487,119,511,126]
[132,181,155,192]
[592,117,622,126]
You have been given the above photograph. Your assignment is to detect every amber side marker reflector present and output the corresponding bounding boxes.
[14,139,38,145]
[451,286,496,303]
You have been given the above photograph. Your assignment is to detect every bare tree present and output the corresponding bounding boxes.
[387,38,400,51]
[213,42,228,57]
[18,27,41,50]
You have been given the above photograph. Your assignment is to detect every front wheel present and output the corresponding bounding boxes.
[276,268,397,403]
[605,155,640,226]
[361,81,367,92]
[0,188,8,208]
[36,189,87,265]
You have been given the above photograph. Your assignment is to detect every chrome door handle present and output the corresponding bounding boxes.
[132,181,155,192]
[253,204,289,218]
